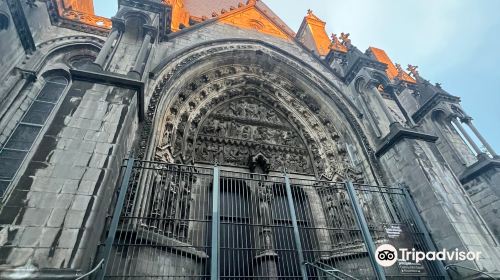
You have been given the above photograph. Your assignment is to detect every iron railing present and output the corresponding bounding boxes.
[93,159,448,279]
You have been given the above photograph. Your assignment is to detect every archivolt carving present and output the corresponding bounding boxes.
[152,64,364,181]
[140,41,384,183]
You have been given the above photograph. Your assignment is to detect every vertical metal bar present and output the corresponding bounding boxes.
[284,174,308,280]
[345,181,387,280]
[211,165,220,280]
[95,158,135,280]
[402,188,450,279]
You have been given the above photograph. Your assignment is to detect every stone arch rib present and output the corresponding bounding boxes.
[142,40,385,184]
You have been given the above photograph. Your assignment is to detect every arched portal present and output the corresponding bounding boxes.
[148,57,374,182]
[113,40,388,279]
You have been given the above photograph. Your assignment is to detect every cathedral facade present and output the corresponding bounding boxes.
[0,0,499,279]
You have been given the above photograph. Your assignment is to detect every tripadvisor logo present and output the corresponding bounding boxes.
[375,244,398,267]
[375,244,482,267]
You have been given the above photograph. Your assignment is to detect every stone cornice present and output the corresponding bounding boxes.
[6,0,36,53]
[70,68,145,121]
[376,123,439,157]
[460,156,500,184]
[412,92,461,123]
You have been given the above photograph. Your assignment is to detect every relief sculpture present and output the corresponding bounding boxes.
[153,65,368,182]
[194,97,314,173]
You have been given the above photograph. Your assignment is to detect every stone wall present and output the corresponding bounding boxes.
[0,80,138,277]
[379,139,500,274]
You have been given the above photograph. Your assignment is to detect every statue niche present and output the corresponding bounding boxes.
[194,97,314,174]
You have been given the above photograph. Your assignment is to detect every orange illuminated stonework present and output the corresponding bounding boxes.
[369,47,416,84]
[161,0,294,40]
[218,1,292,40]
[62,0,95,15]
[53,0,111,30]
[164,0,191,32]
[297,10,347,56]
[304,11,330,55]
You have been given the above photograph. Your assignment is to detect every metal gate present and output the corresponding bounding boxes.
[93,159,448,279]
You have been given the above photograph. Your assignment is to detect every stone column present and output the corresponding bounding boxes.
[451,117,483,156]
[94,17,125,69]
[129,25,156,79]
[463,117,497,157]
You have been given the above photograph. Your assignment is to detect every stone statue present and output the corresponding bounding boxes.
[156,144,174,163]
[340,32,351,46]
[407,64,419,78]
[257,183,273,222]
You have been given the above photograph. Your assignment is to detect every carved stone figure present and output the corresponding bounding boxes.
[407,64,419,78]
[149,174,179,233]
[155,144,174,163]
[340,32,351,46]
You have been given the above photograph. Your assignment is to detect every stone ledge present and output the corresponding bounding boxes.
[69,67,144,121]
[0,267,80,279]
[376,123,439,157]
[412,92,461,123]
[460,156,500,184]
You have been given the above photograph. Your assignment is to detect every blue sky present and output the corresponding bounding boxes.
[95,1,499,152]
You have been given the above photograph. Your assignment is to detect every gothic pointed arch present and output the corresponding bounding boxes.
[142,40,383,183]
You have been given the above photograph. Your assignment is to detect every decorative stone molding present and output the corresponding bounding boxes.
[143,40,385,183]
[460,157,500,184]
[412,92,461,123]
[376,123,439,157]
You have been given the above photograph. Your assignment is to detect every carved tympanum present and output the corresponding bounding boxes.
[195,97,313,174]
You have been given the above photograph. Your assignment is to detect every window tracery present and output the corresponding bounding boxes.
[0,75,68,197]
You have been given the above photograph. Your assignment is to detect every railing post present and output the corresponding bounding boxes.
[345,181,387,280]
[284,173,308,280]
[95,158,135,280]
[210,165,220,280]
[402,187,450,279]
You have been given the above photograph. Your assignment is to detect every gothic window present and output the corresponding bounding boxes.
[0,75,68,197]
